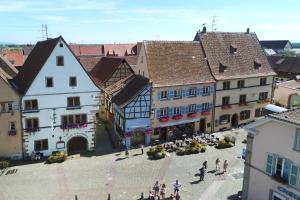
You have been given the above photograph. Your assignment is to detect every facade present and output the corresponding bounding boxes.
[274,80,300,109]
[195,29,276,131]
[13,36,100,157]
[0,68,22,159]
[90,57,134,121]
[135,41,215,140]
[108,75,151,147]
[243,109,300,200]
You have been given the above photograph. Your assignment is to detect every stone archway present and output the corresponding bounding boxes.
[67,136,88,154]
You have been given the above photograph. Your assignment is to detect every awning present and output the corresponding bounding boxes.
[264,104,288,113]
[159,118,200,127]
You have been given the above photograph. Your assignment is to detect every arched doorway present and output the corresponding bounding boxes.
[67,136,88,154]
[231,114,238,128]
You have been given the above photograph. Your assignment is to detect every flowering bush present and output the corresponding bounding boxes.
[47,151,67,163]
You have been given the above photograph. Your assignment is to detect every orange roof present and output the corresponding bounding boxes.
[103,43,137,56]
[0,49,25,67]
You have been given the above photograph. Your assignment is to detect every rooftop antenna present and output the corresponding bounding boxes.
[41,24,48,40]
[212,16,218,31]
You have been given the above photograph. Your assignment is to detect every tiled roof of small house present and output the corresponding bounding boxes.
[269,108,300,126]
[144,41,215,87]
[78,55,103,72]
[268,56,300,75]
[111,74,149,107]
[260,40,291,50]
[0,56,18,78]
[103,44,137,56]
[104,74,134,96]
[195,31,276,80]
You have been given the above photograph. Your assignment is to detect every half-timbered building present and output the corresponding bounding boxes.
[90,57,134,121]
[106,74,151,147]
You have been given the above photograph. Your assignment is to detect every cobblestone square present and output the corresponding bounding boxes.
[0,129,247,200]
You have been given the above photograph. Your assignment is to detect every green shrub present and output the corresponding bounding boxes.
[147,145,166,159]
[47,151,67,163]
[0,160,10,169]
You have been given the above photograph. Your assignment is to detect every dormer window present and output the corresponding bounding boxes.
[219,63,227,73]
[230,45,237,54]
[59,43,63,47]
[254,60,261,69]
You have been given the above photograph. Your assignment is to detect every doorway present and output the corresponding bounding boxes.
[67,136,88,154]
[160,127,168,141]
[231,114,238,128]
[199,118,206,133]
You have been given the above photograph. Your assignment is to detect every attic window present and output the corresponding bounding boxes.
[59,43,63,47]
[219,63,228,73]
[254,60,261,69]
[230,45,237,54]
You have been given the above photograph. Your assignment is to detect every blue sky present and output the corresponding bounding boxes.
[0,0,299,44]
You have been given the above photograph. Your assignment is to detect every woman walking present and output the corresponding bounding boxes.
[216,158,220,171]
[223,160,229,172]
[160,183,166,199]
[153,181,160,197]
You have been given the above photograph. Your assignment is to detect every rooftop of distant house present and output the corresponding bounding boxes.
[269,108,300,126]
[277,79,300,90]
[260,40,292,49]
[268,55,300,75]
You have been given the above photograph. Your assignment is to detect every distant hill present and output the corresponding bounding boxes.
[293,43,300,48]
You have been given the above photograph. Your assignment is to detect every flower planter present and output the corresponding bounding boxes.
[25,128,40,133]
[187,112,197,118]
[264,99,271,103]
[172,114,183,120]
[159,117,169,122]
[239,102,248,106]
[201,111,210,115]
[221,105,232,109]
[61,123,87,130]
[8,130,17,136]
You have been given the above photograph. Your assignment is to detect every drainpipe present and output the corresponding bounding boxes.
[211,82,216,133]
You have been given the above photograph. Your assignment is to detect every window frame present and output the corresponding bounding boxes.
[219,114,230,124]
[67,97,80,108]
[56,56,64,66]
[239,94,247,104]
[295,129,300,151]
[9,121,16,131]
[189,87,197,97]
[45,77,53,88]
[240,110,251,120]
[69,76,77,87]
[34,139,48,151]
[26,118,39,129]
[202,86,210,96]
[237,80,245,88]
[160,107,168,117]
[188,104,196,113]
[173,89,182,99]
[24,99,39,110]
[223,81,230,90]
[173,107,181,115]
[202,102,209,111]
[260,77,267,86]
[160,91,168,100]
[222,96,230,106]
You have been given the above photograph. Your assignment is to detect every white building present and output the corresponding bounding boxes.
[13,36,100,156]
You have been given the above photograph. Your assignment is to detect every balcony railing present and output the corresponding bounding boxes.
[8,130,17,136]
[60,123,87,130]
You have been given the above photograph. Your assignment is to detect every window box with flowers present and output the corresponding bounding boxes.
[201,110,210,116]
[60,123,87,130]
[25,127,40,133]
[172,114,183,120]
[221,105,232,109]
[8,130,17,136]
[187,112,197,118]
[159,116,169,122]
[239,102,248,106]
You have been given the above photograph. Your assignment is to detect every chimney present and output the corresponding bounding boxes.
[246,28,250,34]
[202,26,207,33]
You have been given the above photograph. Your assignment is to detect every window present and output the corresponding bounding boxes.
[160,107,168,117]
[239,95,247,104]
[189,87,196,97]
[56,56,64,66]
[34,139,48,151]
[240,110,250,120]
[259,92,268,100]
[237,80,245,88]
[69,77,77,87]
[9,122,16,130]
[202,86,210,96]
[1,103,5,112]
[202,102,209,111]
[219,114,230,124]
[160,91,168,99]
[222,96,230,106]
[61,114,87,125]
[26,118,39,129]
[174,107,181,115]
[223,81,230,90]
[272,192,287,200]
[7,103,12,111]
[67,97,80,107]
[295,129,300,151]
[45,77,53,87]
[230,45,237,54]
[173,90,182,99]
[254,61,261,69]
[260,77,267,86]
[59,43,63,47]
[188,104,196,113]
[219,63,227,73]
[255,108,263,117]
[24,100,38,110]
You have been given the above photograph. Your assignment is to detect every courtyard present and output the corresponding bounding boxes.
[0,129,246,200]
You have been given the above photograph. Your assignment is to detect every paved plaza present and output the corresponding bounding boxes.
[0,129,247,200]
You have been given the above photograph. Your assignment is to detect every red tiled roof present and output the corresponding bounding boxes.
[78,56,103,72]
[0,56,18,78]
[103,44,137,56]
[69,45,104,56]
[90,57,132,85]
[109,55,138,66]
[0,49,25,67]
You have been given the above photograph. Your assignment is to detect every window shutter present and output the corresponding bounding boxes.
[199,87,203,96]
[157,91,161,100]
[181,106,186,114]
[168,90,174,100]
[289,164,299,187]
[196,88,201,96]
[13,102,19,110]
[210,85,214,95]
[209,103,213,111]
[156,109,161,118]
[196,104,202,113]
[296,132,300,150]
[185,106,190,114]
[266,153,274,176]
[182,89,186,98]
[168,107,173,116]
[186,88,190,97]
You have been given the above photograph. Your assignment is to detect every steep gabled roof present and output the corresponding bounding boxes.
[103,43,137,56]
[144,41,215,87]
[0,56,18,78]
[267,56,300,75]
[196,31,276,80]
[260,40,291,49]
[78,55,103,72]
[13,37,61,94]
[111,74,149,107]
[90,57,133,85]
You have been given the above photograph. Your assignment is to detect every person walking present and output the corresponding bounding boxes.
[203,160,208,169]
[223,160,229,172]
[125,147,129,158]
[153,181,160,197]
[216,158,220,171]
[140,144,144,154]
[175,192,180,200]
[173,180,181,195]
[160,183,166,199]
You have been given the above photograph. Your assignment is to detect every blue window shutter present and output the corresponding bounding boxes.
[156,109,161,118]
[196,104,201,113]
[296,131,300,150]
[186,88,190,97]
[157,91,161,100]
[169,90,174,100]
[168,107,173,116]
[289,164,299,187]
[266,153,273,176]
[182,89,186,97]
[196,88,201,96]
[283,160,291,181]
[209,103,213,111]
[180,106,186,114]
[210,85,214,95]
[185,106,190,113]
